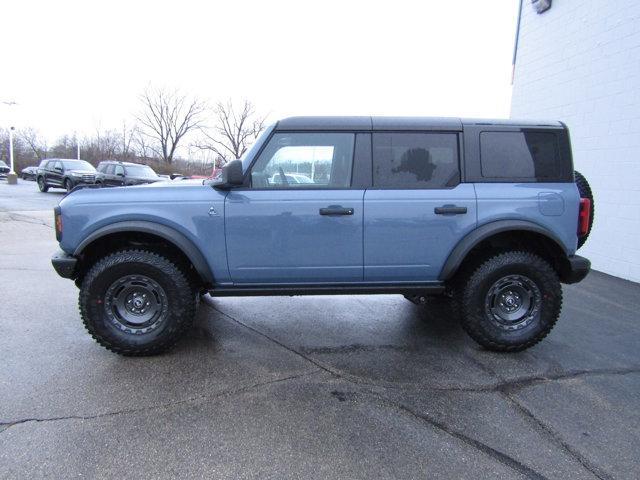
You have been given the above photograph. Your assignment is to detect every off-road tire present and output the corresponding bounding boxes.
[37,177,49,192]
[456,251,562,352]
[79,249,197,356]
[574,170,594,249]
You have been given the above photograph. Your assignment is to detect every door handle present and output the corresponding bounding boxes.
[434,205,467,215]
[319,205,354,216]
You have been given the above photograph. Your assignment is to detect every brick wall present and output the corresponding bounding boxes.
[511,0,640,282]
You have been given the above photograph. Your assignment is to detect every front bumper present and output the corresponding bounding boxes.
[52,250,77,279]
[561,255,591,284]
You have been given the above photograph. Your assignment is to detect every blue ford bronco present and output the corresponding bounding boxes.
[51,117,593,356]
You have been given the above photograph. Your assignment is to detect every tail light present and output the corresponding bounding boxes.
[578,198,591,237]
[54,206,62,241]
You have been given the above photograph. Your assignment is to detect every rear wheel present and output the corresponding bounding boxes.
[37,177,49,192]
[574,170,594,249]
[79,249,197,356]
[456,251,562,352]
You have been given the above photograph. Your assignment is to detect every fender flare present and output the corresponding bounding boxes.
[74,221,214,284]
[439,220,568,281]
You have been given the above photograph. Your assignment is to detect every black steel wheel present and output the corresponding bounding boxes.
[79,249,197,356]
[456,251,562,352]
[37,177,49,192]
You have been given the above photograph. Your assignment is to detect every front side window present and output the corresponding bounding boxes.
[373,133,459,188]
[480,131,559,179]
[250,133,354,188]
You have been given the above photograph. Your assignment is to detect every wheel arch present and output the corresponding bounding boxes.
[74,221,214,286]
[439,220,570,282]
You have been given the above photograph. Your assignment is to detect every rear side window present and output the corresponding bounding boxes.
[372,133,459,188]
[480,131,559,179]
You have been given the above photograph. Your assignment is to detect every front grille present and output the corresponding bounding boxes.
[80,174,95,183]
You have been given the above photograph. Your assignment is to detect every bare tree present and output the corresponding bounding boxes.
[119,121,139,161]
[195,99,267,163]
[137,86,206,164]
[19,127,47,160]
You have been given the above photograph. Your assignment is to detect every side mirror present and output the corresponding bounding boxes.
[214,160,244,189]
[55,167,63,173]
[117,172,125,177]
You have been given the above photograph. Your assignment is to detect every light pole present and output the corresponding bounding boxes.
[2,100,19,184]
[9,126,15,174]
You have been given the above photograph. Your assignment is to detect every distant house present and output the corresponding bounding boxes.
[511,0,640,282]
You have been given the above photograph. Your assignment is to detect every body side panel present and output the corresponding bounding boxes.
[59,184,232,284]
[225,189,365,284]
[474,182,580,254]
[363,184,477,281]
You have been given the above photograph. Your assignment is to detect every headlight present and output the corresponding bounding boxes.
[71,172,83,177]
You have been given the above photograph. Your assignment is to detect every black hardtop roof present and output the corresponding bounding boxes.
[275,116,564,131]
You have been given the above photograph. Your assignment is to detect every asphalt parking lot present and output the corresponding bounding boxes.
[1,180,639,479]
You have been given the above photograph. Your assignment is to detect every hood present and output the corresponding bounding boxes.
[68,169,96,175]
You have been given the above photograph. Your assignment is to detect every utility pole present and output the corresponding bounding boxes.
[2,101,18,184]
[9,126,15,174]
[75,131,80,159]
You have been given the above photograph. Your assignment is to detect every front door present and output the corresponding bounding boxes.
[225,132,364,284]
[364,132,477,282]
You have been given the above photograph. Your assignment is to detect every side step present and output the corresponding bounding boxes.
[209,283,446,297]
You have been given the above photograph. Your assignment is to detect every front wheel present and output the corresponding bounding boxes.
[456,251,562,352]
[79,249,197,356]
[65,179,73,192]
[37,177,49,192]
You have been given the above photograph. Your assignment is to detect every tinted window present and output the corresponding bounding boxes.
[251,133,354,188]
[373,133,459,188]
[480,131,559,179]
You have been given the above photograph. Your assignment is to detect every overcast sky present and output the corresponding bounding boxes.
[1,0,519,140]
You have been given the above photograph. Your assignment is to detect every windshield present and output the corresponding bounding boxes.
[0,161,8,167]
[62,160,96,171]
[240,123,276,172]
[125,165,158,178]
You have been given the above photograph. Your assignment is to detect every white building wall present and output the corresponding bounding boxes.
[511,0,640,282]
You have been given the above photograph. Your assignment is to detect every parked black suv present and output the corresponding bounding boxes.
[95,161,162,187]
[0,160,9,178]
[37,159,97,192]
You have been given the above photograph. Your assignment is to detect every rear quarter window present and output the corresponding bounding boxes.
[480,131,560,180]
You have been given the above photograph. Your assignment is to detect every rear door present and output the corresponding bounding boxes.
[225,132,365,284]
[364,131,477,282]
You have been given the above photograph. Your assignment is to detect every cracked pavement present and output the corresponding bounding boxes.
[1,182,639,479]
